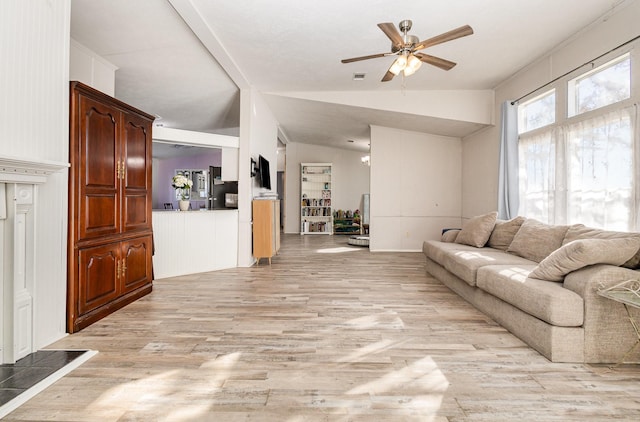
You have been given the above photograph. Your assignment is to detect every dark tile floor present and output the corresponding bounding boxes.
[0,350,87,406]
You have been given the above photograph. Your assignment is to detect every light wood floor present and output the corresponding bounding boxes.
[6,234,640,421]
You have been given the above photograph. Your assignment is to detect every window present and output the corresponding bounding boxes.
[517,51,637,231]
[518,89,556,134]
[565,108,634,230]
[568,53,631,117]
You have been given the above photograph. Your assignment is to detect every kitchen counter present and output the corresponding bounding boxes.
[152,209,238,278]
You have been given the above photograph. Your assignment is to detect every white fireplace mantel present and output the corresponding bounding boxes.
[0,154,69,185]
[0,154,68,364]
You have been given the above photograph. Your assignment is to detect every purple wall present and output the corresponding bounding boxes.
[154,149,222,210]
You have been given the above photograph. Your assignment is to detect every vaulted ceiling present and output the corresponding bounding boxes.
[70,0,632,152]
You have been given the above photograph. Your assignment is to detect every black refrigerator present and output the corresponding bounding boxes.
[208,166,238,209]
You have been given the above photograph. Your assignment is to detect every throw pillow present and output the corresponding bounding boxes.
[506,218,569,263]
[441,229,460,243]
[487,216,526,251]
[564,224,640,269]
[529,237,640,281]
[454,211,498,248]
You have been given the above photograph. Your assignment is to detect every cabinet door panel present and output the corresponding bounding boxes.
[123,194,148,230]
[122,236,152,293]
[77,243,119,315]
[77,96,120,240]
[83,194,118,236]
[122,112,152,232]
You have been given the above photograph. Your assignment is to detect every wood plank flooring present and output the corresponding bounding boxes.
[5,234,640,421]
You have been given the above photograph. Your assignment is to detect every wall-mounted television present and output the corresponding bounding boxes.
[258,154,271,190]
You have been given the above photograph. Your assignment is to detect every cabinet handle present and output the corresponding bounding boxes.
[116,259,121,279]
[116,160,126,179]
[121,259,127,278]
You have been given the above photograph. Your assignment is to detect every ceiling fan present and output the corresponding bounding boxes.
[341,20,473,82]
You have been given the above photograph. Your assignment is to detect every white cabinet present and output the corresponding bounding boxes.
[300,163,332,235]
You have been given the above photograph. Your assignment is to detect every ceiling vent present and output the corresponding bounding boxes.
[352,73,366,81]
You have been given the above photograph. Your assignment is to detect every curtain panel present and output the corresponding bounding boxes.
[497,101,519,220]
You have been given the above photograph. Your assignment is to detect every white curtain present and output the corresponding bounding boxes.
[497,101,519,219]
[566,106,635,231]
[518,128,558,223]
[518,104,637,230]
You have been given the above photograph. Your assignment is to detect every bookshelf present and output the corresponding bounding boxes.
[300,163,332,235]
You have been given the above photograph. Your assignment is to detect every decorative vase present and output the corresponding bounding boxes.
[178,200,190,211]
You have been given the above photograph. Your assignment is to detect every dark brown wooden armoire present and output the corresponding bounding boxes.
[67,81,154,333]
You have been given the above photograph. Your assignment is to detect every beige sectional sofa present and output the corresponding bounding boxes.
[422,212,640,363]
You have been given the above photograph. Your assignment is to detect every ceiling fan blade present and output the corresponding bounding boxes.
[377,22,403,48]
[341,53,388,64]
[415,25,473,50]
[381,70,395,82]
[415,53,457,71]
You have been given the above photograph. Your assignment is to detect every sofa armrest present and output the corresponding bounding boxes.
[564,264,640,362]
[563,264,640,299]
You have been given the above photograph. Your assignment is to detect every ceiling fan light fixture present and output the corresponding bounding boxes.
[389,54,408,75]
[341,20,473,82]
[403,54,423,76]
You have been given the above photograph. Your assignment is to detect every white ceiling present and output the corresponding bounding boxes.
[70,0,631,152]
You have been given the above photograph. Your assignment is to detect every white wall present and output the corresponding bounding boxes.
[370,126,462,251]
[69,39,117,96]
[237,88,279,266]
[462,0,640,219]
[0,0,71,348]
[284,142,371,234]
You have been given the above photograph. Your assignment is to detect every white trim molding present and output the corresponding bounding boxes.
[0,155,69,185]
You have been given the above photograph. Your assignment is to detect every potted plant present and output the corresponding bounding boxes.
[172,174,193,211]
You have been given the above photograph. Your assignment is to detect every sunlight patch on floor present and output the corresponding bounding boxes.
[337,339,404,363]
[347,355,449,396]
[87,352,243,420]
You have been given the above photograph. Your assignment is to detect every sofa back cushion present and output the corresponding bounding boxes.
[441,229,460,243]
[507,218,569,263]
[487,216,526,251]
[454,211,498,248]
[563,224,640,269]
[529,237,640,281]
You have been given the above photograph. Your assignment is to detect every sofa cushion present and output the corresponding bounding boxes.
[563,224,640,269]
[441,229,460,243]
[487,216,526,251]
[507,218,569,263]
[455,211,498,247]
[425,243,536,286]
[529,238,640,282]
[477,265,584,327]
[423,240,483,268]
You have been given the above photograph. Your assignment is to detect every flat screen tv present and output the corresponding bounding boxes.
[258,155,271,190]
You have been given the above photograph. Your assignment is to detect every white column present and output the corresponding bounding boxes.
[2,184,35,363]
